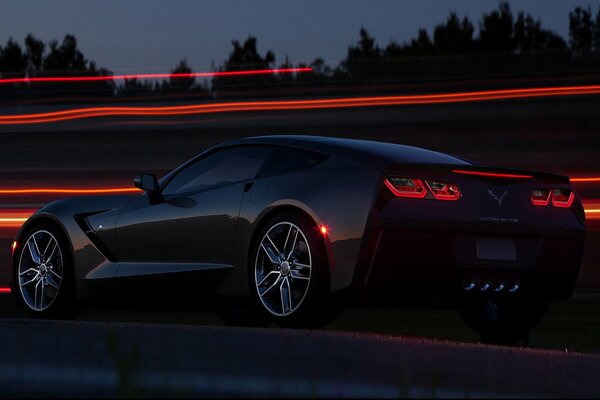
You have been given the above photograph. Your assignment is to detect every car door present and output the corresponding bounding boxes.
[114,145,273,276]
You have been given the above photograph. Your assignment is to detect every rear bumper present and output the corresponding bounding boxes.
[354,228,584,304]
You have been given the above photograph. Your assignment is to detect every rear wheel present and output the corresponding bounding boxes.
[14,223,77,318]
[459,299,548,345]
[250,212,341,328]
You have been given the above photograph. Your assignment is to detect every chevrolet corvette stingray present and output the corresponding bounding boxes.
[10,135,586,343]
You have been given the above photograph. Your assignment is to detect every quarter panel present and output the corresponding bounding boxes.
[216,165,379,296]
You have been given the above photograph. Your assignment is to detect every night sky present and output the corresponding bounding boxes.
[0,0,593,74]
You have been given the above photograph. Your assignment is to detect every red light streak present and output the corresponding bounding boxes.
[0,287,11,294]
[0,187,140,195]
[571,177,600,183]
[0,67,313,85]
[583,200,600,221]
[0,209,35,229]
[452,169,533,179]
[0,177,592,197]
[2,85,600,125]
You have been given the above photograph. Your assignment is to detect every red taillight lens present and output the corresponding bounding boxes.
[384,177,427,198]
[531,188,575,208]
[551,189,574,208]
[425,180,461,201]
[531,189,551,206]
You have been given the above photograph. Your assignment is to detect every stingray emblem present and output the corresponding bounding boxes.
[487,189,508,206]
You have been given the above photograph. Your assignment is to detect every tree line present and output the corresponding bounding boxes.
[1,2,600,101]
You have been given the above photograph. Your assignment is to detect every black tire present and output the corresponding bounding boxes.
[459,299,548,345]
[249,211,341,328]
[13,222,79,319]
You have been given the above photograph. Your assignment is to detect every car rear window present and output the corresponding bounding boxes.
[259,147,328,176]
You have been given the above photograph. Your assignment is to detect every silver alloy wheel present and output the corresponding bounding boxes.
[18,230,63,312]
[255,221,312,317]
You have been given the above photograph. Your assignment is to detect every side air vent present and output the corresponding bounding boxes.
[74,213,117,262]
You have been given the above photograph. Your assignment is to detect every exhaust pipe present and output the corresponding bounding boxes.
[477,272,492,291]
[507,273,521,292]
[462,272,477,291]
[491,273,506,292]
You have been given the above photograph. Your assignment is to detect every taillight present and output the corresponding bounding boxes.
[425,180,461,201]
[531,188,574,208]
[384,176,461,201]
[531,189,551,206]
[551,189,574,208]
[384,177,427,198]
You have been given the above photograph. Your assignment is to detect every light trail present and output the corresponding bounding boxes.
[0,176,593,196]
[583,200,600,220]
[1,85,600,125]
[0,188,140,195]
[0,210,35,229]
[0,287,11,294]
[0,67,312,85]
[571,177,600,183]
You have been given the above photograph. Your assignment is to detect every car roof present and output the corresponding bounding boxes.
[220,135,470,166]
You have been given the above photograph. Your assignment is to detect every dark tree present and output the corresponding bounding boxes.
[24,34,45,76]
[212,36,277,97]
[277,56,295,83]
[219,36,275,71]
[479,2,515,53]
[119,77,154,97]
[0,38,27,78]
[309,57,332,78]
[569,6,594,56]
[383,29,433,59]
[292,57,332,88]
[338,27,382,80]
[595,7,600,53]
[514,12,566,53]
[412,29,434,55]
[514,12,538,52]
[167,58,195,91]
[38,34,114,98]
[433,12,474,54]
[43,34,87,74]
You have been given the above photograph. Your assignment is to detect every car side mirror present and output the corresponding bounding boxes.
[134,174,163,204]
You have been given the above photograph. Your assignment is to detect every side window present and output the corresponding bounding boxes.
[260,146,328,176]
[162,146,273,196]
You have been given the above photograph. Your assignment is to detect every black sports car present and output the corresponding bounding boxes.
[11,135,585,343]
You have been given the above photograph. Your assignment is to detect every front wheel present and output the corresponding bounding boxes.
[250,212,341,328]
[14,223,77,318]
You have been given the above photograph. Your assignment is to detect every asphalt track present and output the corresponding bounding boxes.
[1,317,600,398]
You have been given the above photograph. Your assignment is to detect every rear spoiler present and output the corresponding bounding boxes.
[384,163,571,185]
